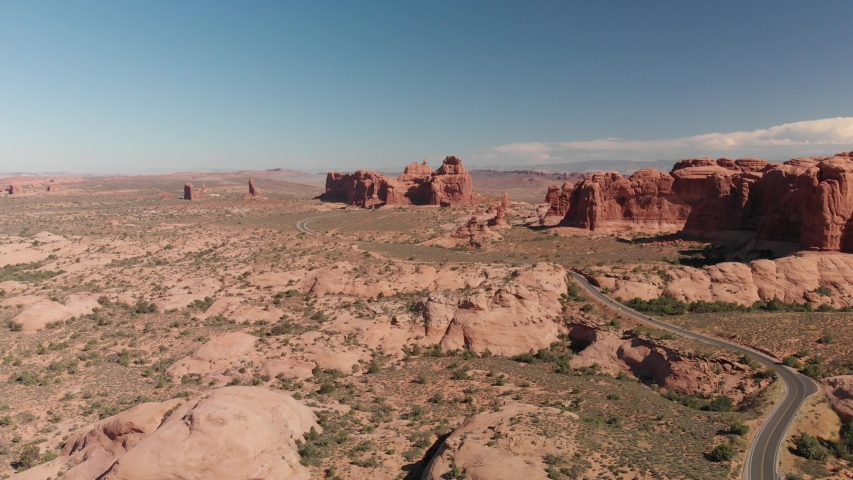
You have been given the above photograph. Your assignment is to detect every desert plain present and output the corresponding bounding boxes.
[2,155,853,480]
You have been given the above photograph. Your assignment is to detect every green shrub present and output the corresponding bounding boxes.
[709,443,734,462]
[729,420,749,436]
[402,447,423,462]
[707,396,733,412]
[133,299,158,314]
[783,356,802,368]
[815,286,832,296]
[15,444,41,470]
[796,433,829,460]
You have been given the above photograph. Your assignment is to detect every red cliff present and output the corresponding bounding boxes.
[543,152,853,252]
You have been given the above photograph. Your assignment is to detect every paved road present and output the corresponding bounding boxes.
[298,213,819,479]
[568,272,819,480]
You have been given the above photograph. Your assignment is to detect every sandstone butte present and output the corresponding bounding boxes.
[320,155,475,208]
[542,151,853,253]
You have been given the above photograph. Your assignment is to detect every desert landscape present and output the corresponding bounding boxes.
[0,152,852,479]
[4,4,853,478]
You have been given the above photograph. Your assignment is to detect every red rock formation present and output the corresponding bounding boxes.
[488,192,511,229]
[7,185,21,195]
[543,152,853,252]
[544,182,574,218]
[248,179,259,197]
[452,216,500,247]
[320,156,475,207]
[183,183,194,201]
[429,156,475,206]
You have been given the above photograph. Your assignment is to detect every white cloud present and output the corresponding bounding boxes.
[491,117,853,164]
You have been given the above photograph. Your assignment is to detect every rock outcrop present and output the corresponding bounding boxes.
[183,183,194,200]
[7,184,21,195]
[422,403,561,480]
[167,332,257,381]
[420,263,566,356]
[320,156,475,207]
[4,294,100,332]
[488,192,511,229]
[592,252,853,308]
[54,387,316,480]
[101,387,316,480]
[823,376,853,423]
[60,399,184,479]
[543,152,853,252]
[248,179,259,197]
[567,325,765,402]
[451,216,502,247]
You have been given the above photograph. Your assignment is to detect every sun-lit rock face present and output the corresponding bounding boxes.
[320,155,475,207]
[591,252,853,308]
[542,152,853,252]
[100,387,317,480]
[420,262,567,356]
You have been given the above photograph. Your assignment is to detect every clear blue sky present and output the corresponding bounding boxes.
[1,1,852,173]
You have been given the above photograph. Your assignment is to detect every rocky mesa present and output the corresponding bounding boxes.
[320,155,475,207]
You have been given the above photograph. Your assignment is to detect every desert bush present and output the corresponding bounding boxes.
[707,396,733,412]
[815,286,832,296]
[14,444,41,470]
[133,299,158,314]
[729,420,749,436]
[783,356,802,368]
[709,443,734,461]
[796,433,829,460]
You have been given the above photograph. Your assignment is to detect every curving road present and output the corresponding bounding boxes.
[298,213,818,479]
[568,272,818,480]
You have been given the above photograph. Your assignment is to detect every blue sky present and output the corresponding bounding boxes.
[1,1,852,173]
